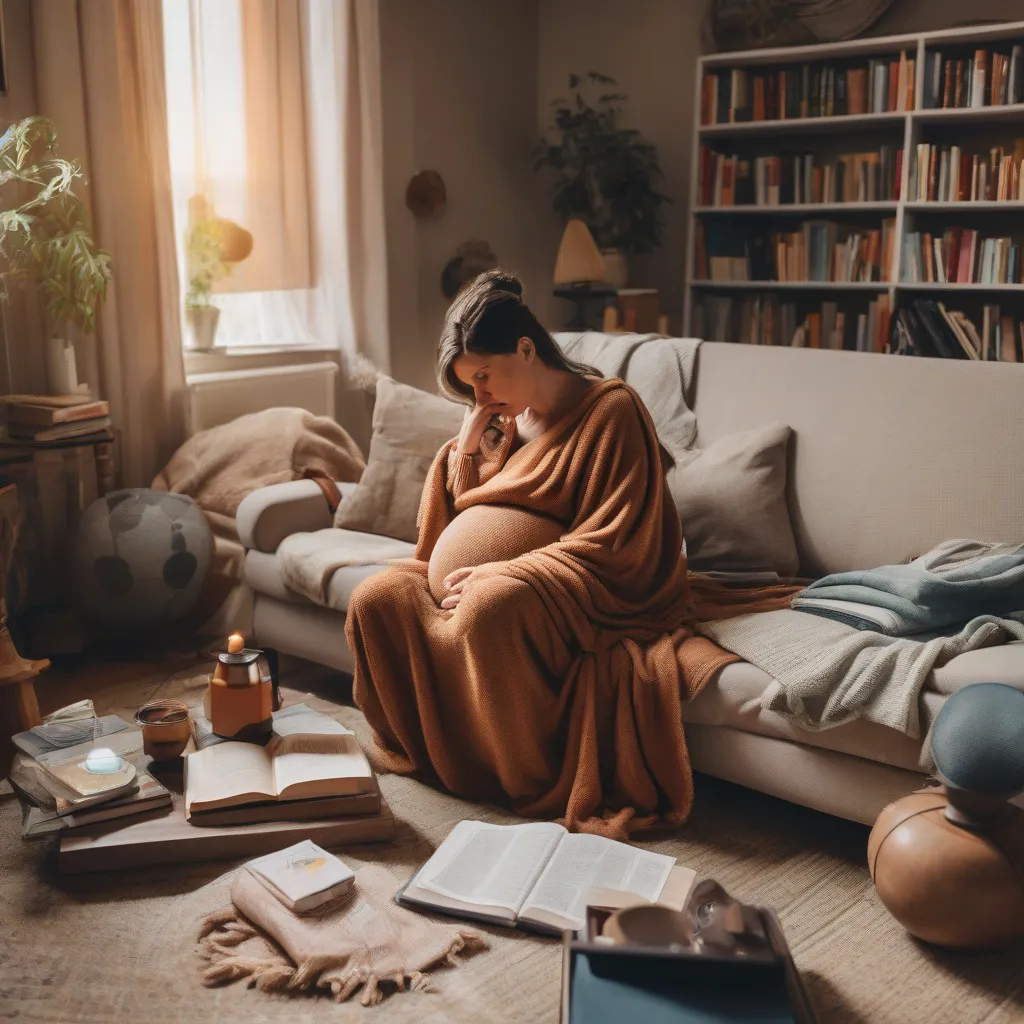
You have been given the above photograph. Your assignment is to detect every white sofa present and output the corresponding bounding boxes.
[237,341,1024,825]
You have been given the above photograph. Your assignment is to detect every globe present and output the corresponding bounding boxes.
[70,489,212,628]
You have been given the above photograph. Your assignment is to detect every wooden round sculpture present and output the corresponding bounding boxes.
[427,504,563,604]
[868,786,1024,949]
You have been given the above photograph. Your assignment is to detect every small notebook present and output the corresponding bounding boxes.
[396,820,696,935]
[246,840,356,913]
[184,710,374,815]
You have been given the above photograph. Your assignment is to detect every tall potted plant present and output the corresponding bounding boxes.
[0,116,113,394]
[535,73,670,288]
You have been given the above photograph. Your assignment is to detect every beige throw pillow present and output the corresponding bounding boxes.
[334,376,465,543]
[666,422,799,577]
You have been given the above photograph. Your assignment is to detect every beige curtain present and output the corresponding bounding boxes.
[302,0,390,374]
[31,0,188,488]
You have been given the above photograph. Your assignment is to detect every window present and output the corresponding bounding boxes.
[162,0,317,348]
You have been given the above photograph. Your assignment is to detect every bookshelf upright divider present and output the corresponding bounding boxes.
[685,19,1024,362]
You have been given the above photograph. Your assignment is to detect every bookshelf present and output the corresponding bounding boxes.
[684,19,1024,361]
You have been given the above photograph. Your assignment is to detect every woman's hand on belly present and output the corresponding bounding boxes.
[440,561,504,610]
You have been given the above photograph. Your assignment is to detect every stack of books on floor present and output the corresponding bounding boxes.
[183,702,379,826]
[10,703,171,840]
[891,300,1024,361]
[1,394,111,445]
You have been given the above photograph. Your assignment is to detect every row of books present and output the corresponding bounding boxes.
[701,53,915,125]
[695,294,891,354]
[0,393,110,444]
[698,146,902,207]
[909,142,1024,203]
[697,219,896,284]
[892,300,1023,361]
[921,46,1024,110]
[901,229,1022,285]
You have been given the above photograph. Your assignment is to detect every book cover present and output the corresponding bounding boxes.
[246,839,355,913]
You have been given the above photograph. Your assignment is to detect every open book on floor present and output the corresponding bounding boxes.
[396,820,696,935]
[184,708,374,818]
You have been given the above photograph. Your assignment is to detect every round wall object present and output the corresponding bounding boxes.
[70,489,212,628]
[868,787,1024,949]
[405,170,447,218]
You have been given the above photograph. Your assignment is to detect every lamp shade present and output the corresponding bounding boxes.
[553,219,606,286]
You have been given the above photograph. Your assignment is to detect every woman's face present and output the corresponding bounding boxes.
[452,337,536,416]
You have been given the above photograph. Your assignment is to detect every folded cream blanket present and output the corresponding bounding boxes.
[198,863,487,1006]
[277,528,415,606]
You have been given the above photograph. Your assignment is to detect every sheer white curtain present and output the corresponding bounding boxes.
[162,0,389,369]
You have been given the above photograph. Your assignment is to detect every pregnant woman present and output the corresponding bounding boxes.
[346,271,789,838]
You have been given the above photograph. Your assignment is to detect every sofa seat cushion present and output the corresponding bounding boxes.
[244,544,402,613]
[686,640,1024,773]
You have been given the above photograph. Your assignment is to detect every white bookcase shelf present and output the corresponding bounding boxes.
[684,18,1024,356]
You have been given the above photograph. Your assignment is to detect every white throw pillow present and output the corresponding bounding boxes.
[334,376,464,543]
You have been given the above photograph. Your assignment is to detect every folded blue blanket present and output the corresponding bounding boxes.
[792,539,1024,636]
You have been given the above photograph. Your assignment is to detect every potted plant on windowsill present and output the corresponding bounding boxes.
[184,195,252,351]
[535,73,670,288]
[0,116,113,395]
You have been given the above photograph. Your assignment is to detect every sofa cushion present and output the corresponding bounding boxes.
[244,547,400,612]
[334,376,464,543]
[928,640,1024,695]
[667,422,799,577]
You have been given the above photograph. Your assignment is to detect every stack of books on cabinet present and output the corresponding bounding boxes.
[686,19,1024,362]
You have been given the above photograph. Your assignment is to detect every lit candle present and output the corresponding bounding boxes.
[228,633,245,654]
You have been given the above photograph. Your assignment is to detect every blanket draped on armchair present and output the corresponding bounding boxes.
[345,379,795,839]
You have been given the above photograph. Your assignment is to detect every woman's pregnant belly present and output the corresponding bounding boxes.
[427,504,564,604]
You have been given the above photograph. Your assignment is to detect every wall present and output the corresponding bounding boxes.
[379,0,553,394]
[0,0,46,394]
[870,0,1018,36]
[537,0,710,336]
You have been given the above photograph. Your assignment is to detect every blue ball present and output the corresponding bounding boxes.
[931,683,1024,794]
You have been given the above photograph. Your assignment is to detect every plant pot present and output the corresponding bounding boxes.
[601,248,629,289]
[45,335,79,395]
[185,305,221,351]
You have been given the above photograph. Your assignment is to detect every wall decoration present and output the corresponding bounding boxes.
[441,240,497,299]
[706,0,897,52]
[406,170,446,218]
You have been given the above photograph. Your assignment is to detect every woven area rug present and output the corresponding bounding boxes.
[3,655,1024,1024]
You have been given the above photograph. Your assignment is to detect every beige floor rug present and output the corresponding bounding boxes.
[3,656,1024,1024]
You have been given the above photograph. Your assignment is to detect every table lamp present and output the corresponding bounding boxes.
[553,219,615,330]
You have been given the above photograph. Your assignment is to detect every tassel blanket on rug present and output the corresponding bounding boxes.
[345,379,796,840]
[198,863,486,1006]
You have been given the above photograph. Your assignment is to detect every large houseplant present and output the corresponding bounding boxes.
[535,73,669,286]
[0,116,112,393]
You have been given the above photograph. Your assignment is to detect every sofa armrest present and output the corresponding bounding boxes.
[237,480,359,553]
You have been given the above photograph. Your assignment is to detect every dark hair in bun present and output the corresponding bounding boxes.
[436,269,600,403]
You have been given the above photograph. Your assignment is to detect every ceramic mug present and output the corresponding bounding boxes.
[134,698,191,761]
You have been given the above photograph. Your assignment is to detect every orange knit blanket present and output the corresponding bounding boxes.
[345,379,796,839]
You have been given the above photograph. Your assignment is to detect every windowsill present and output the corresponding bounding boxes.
[184,345,338,378]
